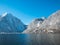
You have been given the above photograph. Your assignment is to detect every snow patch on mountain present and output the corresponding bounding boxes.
[2,12,8,17]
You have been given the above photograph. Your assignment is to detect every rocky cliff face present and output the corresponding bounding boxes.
[23,17,46,33]
[23,10,60,33]
[40,10,60,33]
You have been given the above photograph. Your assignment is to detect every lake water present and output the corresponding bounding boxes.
[0,33,60,45]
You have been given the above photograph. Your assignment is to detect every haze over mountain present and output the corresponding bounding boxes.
[0,12,26,33]
[23,10,60,33]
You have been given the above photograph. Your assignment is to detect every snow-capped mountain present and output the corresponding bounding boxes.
[23,17,46,33]
[0,12,26,33]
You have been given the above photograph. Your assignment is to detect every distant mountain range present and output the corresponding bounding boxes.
[0,10,60,34]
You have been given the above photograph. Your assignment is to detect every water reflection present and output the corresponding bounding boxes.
[0,33,60,45]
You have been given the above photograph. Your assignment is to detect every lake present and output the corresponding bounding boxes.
[0,33,60,45]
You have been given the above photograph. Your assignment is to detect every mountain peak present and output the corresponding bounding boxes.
[34,17,46,21]
[0,12,26,32]
[41,17,46,20]
[52,10,60,15]
[2,12,8,17]
[1,12,12,18]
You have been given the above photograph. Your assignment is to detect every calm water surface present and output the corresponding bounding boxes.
[0,33,60,45]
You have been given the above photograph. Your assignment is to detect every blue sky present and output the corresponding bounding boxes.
[0,0,60,24]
